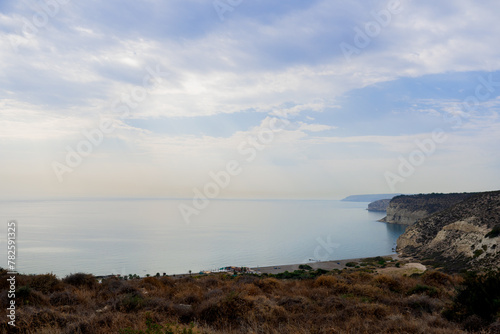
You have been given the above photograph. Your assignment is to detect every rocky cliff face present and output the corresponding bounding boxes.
[381,193,474,225]
[367,199,391,212]
[397,191,500,272]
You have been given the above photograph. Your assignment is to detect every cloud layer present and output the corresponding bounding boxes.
[1,0,500,199]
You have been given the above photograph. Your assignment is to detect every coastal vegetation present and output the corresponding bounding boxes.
[2,262,499,333]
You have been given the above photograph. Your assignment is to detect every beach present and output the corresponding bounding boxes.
[251,254,400,274]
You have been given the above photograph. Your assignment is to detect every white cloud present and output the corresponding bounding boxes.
[1,0,500,199]
[298,122,336,132]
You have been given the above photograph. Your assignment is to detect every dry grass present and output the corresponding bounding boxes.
[0,266,498,333]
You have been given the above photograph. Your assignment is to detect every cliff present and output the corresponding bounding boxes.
[367,199,391,212]
[380,193,474,225]
[397,190,500,272]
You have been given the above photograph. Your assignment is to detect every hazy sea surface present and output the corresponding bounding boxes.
[0,199,406,277]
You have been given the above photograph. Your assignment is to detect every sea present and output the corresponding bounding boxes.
[0,199,406,277]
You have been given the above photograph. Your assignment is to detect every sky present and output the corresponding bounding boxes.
[1,0,500,200]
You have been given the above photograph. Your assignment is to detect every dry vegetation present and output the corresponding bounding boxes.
[1,262,499,334]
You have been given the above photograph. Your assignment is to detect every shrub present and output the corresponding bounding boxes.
[405,294,442,314]
[63,273,97,289]
[421,270,453,287]
[444,270,500,325]
[473,249,484,258]
[315,268,329,275]
[374,275,402,292]
[101,277,126,293]
[49,290,80,306]
[408,284,438,298]
[485,225,500,238]
[120,314,197,334]
[314,275,337,288]
[254,278,282,293]
[345,262,357,267]
[298,264,313,270]
[277,295,311,312]
[30,274,62,293]
[141,277,164,290]
[118,292,145,312]
[196,291,252,328]
[16,285,49,306]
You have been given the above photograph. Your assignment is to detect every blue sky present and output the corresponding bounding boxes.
[1,0,499,200]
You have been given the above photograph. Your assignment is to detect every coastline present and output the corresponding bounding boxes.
[250,254,399,275]
[149,254,402,278]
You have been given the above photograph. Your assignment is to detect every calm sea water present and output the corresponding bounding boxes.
[0,199,406,277]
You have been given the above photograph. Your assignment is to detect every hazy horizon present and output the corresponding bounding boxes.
[2,1,500,201]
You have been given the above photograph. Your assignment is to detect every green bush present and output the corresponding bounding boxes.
[270,268,328,280]
[119,293,144,312]
[345,262,357,267]
[408,284,438,297]
[473,249,484,258]
[485,225,500,238]
[298,264,313,270]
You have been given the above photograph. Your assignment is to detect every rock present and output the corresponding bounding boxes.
[367,199,391,212]
[381,192,474,225]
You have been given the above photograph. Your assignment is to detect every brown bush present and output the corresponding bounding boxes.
[30,274,63,294]
[348,283,385,299]
[63,273,97,290]
[49,290,80,306]
[374,274,403,292]
[422,270,454,287]
[2,268,476,333]
[254,277,282,293]
[172,283,203,304]
[237,282,261,296]
[142,297,174,313]
[159,275,176,287]
[17,286,50,306]
[314,275,338,288]
[196,291,253,328]
[141,276,164,290]
[100,277,125,293]
[404,294,444,315]
[276,295,311,313]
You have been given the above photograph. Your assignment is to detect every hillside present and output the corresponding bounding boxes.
[397,190,500,272]
[3,263,498,333]
[380,193,474,225]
